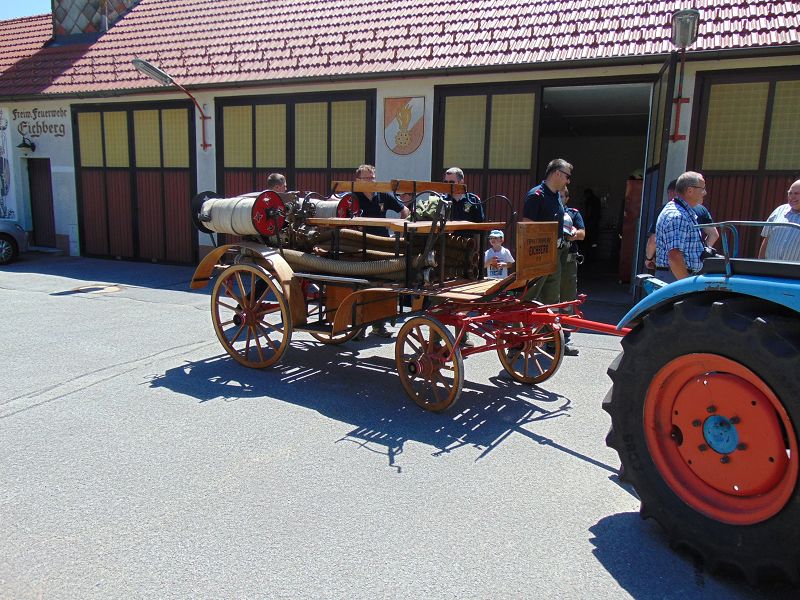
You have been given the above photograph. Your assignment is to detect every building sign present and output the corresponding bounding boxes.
[11,107,68,141]
[384,97,424,155]
[0,108,15,219]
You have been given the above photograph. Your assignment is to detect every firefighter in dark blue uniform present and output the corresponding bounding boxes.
[352,164,408,237]
[521,159,572,308]
[559,187,584,356]
[439,167,484,347]
[443,167,485,223]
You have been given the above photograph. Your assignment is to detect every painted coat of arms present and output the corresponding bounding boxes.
[384,97,424,155]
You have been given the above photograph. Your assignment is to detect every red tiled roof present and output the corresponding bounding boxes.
[0,14,89,96]
[1,0,798,98]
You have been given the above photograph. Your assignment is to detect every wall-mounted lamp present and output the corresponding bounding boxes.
[669,9,700,142]
[17,136,36,153]
[132,58,212,151]
[671,9,700,48]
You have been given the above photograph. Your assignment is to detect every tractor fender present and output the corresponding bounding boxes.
[618,273,800,329]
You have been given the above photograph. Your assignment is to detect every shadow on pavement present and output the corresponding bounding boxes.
[590,513,796,598]
[5,254,199,292]
[149,339,618,474]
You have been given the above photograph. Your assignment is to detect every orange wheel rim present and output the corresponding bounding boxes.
[644,353,797,525]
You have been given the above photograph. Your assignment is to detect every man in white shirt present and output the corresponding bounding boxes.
[759,179,800,262]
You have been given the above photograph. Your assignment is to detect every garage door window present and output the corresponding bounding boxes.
[702,82,769,170]
[765,80,800,170]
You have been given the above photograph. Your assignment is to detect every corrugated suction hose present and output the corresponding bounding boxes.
[279,248,433,276]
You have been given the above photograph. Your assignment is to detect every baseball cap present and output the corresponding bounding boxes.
[489,229,504,238]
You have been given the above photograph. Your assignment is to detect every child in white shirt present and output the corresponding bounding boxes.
[484,229,515,279]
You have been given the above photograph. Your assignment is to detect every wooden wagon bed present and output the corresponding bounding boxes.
[190,179,572,413]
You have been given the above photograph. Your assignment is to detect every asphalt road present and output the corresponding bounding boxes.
[0,254,795,599]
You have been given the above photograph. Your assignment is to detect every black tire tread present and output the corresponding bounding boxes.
[606,293,800,584]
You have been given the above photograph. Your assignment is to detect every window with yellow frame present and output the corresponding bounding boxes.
[221,96,369,174]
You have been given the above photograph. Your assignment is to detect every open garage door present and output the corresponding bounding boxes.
[537,81,654,279]
[636,56,678,279]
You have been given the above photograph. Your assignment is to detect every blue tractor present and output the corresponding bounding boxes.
[604,222,800,584]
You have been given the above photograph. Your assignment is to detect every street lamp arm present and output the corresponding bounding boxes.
[131,58,212,151]
[170,80,207,119]
[172,81,212,151]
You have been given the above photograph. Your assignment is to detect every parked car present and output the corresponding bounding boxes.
[0,219,28,264]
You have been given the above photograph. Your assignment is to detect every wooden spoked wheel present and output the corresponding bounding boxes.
[496,312,564,384]
[395,316,464,412]
[306,301,362,344]
[309,328,363,344]
[211,264,292,368]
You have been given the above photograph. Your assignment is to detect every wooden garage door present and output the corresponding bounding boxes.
[75,102,196,264]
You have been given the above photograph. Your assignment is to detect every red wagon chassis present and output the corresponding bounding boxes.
[431,294,630,359]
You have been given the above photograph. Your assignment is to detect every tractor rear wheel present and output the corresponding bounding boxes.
[604,296,800,583]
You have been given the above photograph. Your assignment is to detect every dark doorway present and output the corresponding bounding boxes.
[538,83,652,281]
[27,158,56,248]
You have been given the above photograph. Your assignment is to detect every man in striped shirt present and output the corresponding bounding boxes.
[758,179,800,262]
[655,171,707,282]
